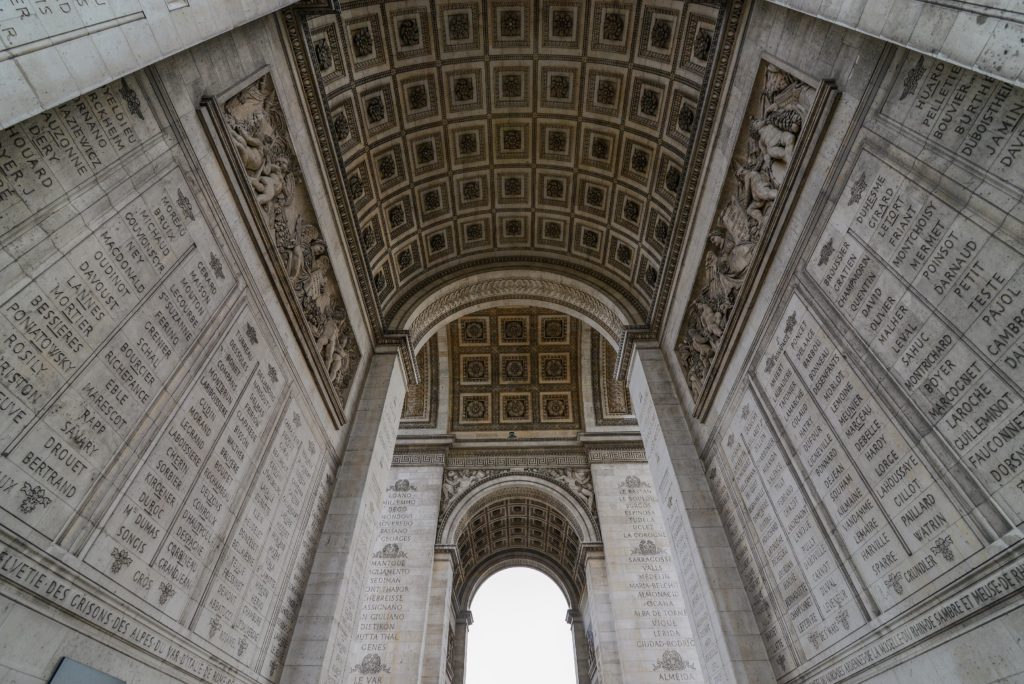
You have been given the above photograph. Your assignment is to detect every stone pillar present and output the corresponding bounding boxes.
[282,350,407,684]
[451,609,473,684]
[582,550,622,683]
[343,462,444,681]
[629,343,773,683]
[566,609,592,684]
[592,462,701,681]
[419,551,456,683]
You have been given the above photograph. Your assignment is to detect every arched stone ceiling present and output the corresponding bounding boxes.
[452,488,586,602]
[284,0,737,344]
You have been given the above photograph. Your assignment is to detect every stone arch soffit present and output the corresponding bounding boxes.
[459,551,579,612]
[390,270,639,354]
[438,475,599,547]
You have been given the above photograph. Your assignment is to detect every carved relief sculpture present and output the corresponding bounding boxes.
[591,331,636,426]
[674,61,836,417]
[206,73,360,425]
[401,337,439,428]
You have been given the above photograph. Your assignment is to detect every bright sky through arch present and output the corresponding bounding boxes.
[465,567,577,684]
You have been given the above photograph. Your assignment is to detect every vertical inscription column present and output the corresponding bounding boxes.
[282,351,406,684]
[705,461,798,675]
[583,550,623,684]
[0,76,242,550]
[809,146,1024,528]
[592,463,701,682]
[83,306,281,612]
[630,344,773,683]
[194,396,331,667]
[345,464,443,682]
[714,390,866,664]
[0,167,232,541]
[418,550,455,684]
[760,295,985,607]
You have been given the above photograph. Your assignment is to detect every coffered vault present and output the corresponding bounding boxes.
[438,474,600,609]
[8,0,1024,682]
[283,0,742,365]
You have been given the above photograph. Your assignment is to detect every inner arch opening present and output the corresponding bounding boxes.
[465,567,576,684]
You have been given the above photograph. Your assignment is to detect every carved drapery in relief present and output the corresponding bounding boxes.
[591,330,636,426]
[401,336,438,427]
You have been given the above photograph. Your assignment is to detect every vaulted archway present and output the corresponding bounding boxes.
[281,0,738,350]
[438,474,600,684]
[464,567,577,684]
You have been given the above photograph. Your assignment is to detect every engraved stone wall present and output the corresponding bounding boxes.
[0,0,298,127]
[343,467,443,682]
[0,21,350,684]
[671,4,1024,681]
[592,463,703,682]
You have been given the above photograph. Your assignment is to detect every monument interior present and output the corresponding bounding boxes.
[2,0,1024,682]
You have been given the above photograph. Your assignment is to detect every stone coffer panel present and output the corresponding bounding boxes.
[672,3,1024,683]
[0,17,356,684]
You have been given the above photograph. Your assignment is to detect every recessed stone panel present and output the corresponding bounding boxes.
[0,74,336,684]
[448,308,580,434]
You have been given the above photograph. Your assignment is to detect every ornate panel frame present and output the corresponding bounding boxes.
[200,69,360,427]
[676,55,839,419]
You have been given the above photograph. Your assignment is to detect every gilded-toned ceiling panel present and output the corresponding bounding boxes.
[286,0,731,339]
[448,307,580,434]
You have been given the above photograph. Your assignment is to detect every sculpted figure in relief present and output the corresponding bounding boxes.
[676,65,813,393]
[527,467,595,513]
[223,75,359,398]
[441,469,489,509]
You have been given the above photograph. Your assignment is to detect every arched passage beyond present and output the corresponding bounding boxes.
[396,270,638,354]
[465,568,576,684]
[439,476,599,684]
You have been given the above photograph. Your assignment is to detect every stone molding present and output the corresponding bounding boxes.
[391,452,445,467]
[446,451,589,469]
[586,448,647,464]
[201,70,360,426]
[405,277,628,350]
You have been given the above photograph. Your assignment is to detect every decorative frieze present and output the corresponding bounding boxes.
[203,72,360,427]
[675,60,838,417]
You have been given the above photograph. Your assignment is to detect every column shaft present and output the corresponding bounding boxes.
[282,351,407,684]
[419,552,456,684]
[629,343,773,683]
